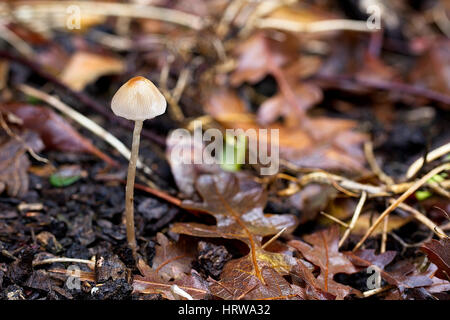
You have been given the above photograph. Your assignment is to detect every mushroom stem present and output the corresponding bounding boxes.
[125,120,143,255]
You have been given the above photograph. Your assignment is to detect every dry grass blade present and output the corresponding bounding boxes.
[353,163,450,251]
[255,18,375,33]
[338,191,367,248]
[364,141,394,185]
[3,1,205,30]
[406,142,450,179]
[393,201,446,239]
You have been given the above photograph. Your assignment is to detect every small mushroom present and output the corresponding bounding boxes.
[111,76,166,255]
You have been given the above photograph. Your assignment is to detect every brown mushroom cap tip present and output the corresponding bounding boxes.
[111,76,167,121]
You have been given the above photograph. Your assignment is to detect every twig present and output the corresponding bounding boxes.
[0,24,34,58]
[393,201,446,239]
[364,141,394,185]
[353,163,450,251]
[339,191,367,248]
[314,74,450,106]
[238,0,295,37]
[159,61,185,122]
[18,84,154,175]
[33,257,95,267]
[133,182,181,207]
[389,231,433,250]
[320,211,349,228]
[216,0,245,37]
[406,142,450,180]
[362,285,393,298]
[4,1,205,30]
[381,215,389,253]
[256,18,375,34]
[261,227,287,250]
[298,172,386,195]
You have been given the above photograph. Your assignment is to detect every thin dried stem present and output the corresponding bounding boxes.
[364,141,394,185]
[393,201,446,239]
[320,211,349,228]
[353,163,450,251]
[0,24,34,58]
[33,257,94,267]
[406,142,450,179]
[362,285,393,298]
[381,215,389,253]
[339,191,367,248]
[256,18,375,34]
[3,1,205,30]
[261,227,287,249]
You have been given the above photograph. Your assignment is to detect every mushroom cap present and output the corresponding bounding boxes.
[111,76,167,121]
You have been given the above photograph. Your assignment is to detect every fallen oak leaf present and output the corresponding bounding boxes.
[171,172,298,283]
[288,226,358,299]
[1,103,117,166]
[209,256,301,300]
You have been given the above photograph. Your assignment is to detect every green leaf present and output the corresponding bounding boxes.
[415,190,432,201]
[49,166,82,187]
[220,133,246,172]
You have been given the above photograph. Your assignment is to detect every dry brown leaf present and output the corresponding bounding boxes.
[205,89,367,173]
[257,82,323,126]
[410,41,450,95]
[1,103,116,166]
[345,250,434,292]
[210,258,301,300]
[351,212,412,236]
[152,233,197,281]
[421,238,450,281]
[60,51,125,91]
[166,130,221,197]
[230,32,298,87]
[133,258,209,300]
[171,172,298,284]
[0,131,44,197]
[288,226,358,299]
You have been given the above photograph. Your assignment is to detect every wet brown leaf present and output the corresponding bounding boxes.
[288,226,358,299]
[421,238,450,281]
[345,250,434,292]
[210,258,301,300]
[172,172,298,286]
